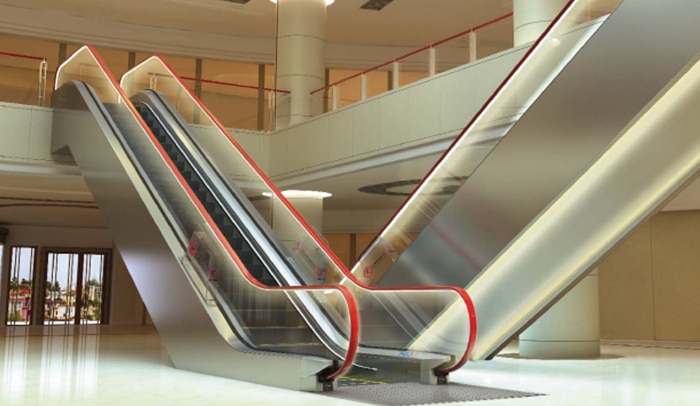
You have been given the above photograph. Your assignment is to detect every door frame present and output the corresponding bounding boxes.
[35,247,112,325]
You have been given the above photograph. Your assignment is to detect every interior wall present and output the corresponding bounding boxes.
[324,232,377,269]
[598,221,655,340]
[649,211,700,340]
[599,210,700,341]
[0,225,145,326]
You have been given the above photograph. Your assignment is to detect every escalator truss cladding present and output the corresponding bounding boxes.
[51,45,477,389]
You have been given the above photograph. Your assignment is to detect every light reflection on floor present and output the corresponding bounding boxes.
[0,326,698,405]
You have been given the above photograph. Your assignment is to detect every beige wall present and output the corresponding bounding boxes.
[324,234,351,268]
[599,210,700,341]
[323,232,378,269]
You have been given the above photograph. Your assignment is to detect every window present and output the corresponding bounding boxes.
[41,250,111,325]
[5,247,36,326]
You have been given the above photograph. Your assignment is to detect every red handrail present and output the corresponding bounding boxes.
[148,55,478,375]
[181,76,291,94]
[61,45,360,381]
[0,51,45,62]
[310,12,513,95]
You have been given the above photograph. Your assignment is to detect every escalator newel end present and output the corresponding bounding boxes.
[435,370,449,385]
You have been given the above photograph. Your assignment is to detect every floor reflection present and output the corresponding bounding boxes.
[2,326,101,402]
[0,326,698,406]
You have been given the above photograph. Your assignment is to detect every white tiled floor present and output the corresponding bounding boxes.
[0,326,698,405]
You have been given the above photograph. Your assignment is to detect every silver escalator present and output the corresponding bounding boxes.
[351,0,700,360]
[50,47,359,391]
[130,89,470,384]
[120,58,478,385]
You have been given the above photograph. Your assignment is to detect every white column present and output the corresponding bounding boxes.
[512,0,595,358]
[513,0,569,47]
[274,0,328,128]
[519,268,600,359]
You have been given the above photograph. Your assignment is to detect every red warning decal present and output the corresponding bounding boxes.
[363,266,373,279]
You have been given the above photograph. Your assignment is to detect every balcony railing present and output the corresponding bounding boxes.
[0,51,48,106]
[310,13,513,112]
[180,76,290,132]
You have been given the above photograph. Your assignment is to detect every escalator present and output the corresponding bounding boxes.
[132,97,284,288]
[51,46,359,391]
[349,0,700,360]
[121,59,477,384]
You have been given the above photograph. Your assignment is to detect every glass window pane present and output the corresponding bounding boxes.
[6,247,36,326]
[0,34,58,106]
[44,253,79,325]
[93,46,130,81]
[201,59,259,130]
[328,69,362,109]
[136,52,196,78]
[398,52,430,87]
[80,254,106,324]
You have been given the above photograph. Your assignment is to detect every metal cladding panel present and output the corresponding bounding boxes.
[378,0,700,358]
[51,82,330,391]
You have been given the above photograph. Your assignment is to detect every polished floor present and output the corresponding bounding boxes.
[0,326,698,405]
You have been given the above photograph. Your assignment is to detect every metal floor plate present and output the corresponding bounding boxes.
[325,382,542,405]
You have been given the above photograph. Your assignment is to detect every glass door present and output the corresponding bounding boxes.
[5,247,36,326]
[41,249,110,325]
[80,253,107,324]
[44,252,79,325]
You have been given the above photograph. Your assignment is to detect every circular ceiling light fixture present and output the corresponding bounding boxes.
[262,190,332,199]
[270,0,335,5]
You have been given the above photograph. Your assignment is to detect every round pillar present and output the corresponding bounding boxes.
[274,0,328,128]
[513,0,569,46]
[519,268,600,359]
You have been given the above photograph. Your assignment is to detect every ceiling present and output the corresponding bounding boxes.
[0,171,105,228]
[0,0,512,47]
[0,0,619,49]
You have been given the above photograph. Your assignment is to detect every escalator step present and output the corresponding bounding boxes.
[229,237,243,250]
[238,250,253,263]
[213,213,226,225]
[247,264,264,279]
[132,100,283,291]
[221,225,235,237]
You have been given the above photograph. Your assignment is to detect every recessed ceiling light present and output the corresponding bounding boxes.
[269,0,335,5]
